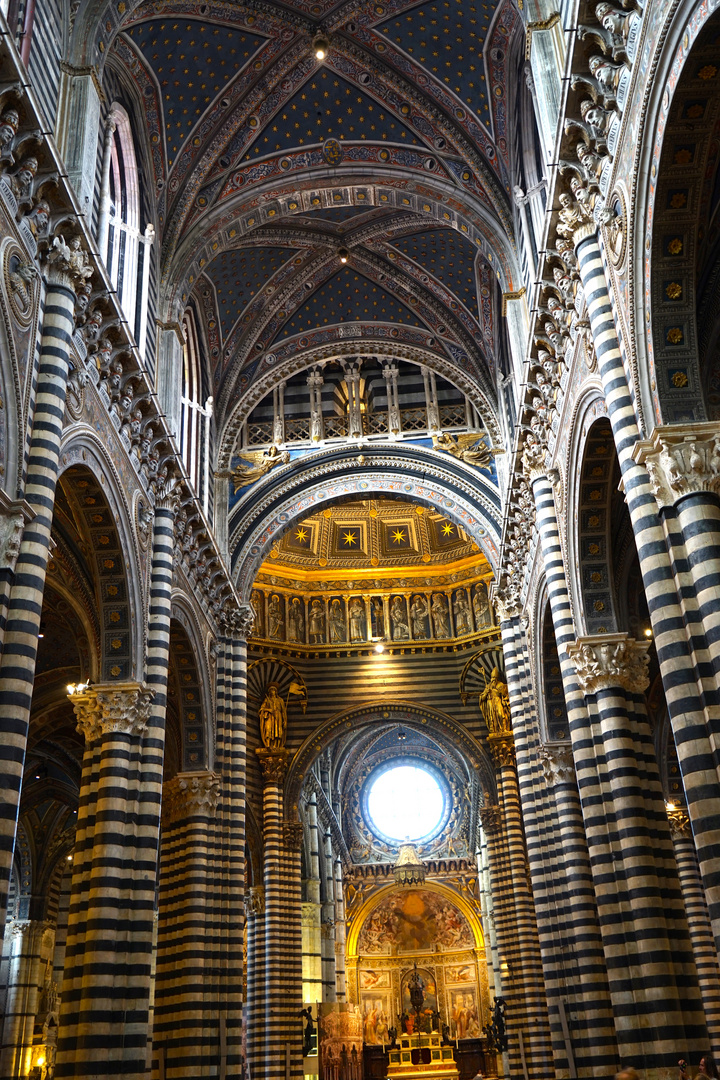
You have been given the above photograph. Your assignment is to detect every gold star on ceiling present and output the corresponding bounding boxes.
[441,523,454,536]
[391,529,406,543]
[295,527,308,542]
[343,531,358,546]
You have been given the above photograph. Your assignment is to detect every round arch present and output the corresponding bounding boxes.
[227,444,502,599]
[217,343,503,473]
[284,699,493,817]
[58,429,145,681]
[346,878,485,957]
[631,0,720,427]
[169,595,216,774]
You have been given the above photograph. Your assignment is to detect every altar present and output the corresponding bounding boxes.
[386,1032,459,1080]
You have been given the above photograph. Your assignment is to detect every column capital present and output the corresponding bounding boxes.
[540,746,575,787]
[667,805,691,837]
[283,819,305,851]
[567,633,650,695]
[487,732,516,769]
[493,584,522,623]
[633,424,720,507]
[69,689,103,743]
[256,746,290,786]
[244,885,265,916]
[479,803,502,835]
[163,771,221,823]
[521,434,549,482]
[219,602,255,640]
[43,233,94,293]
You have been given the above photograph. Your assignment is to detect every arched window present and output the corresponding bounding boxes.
[99,105,154,353]
[180,311,213,513]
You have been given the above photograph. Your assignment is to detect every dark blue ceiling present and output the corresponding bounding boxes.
[391,228,479,315]
[306,205,380,223]
[374,0,494,127]
[272,268,426,341]
[125,19,267,166]
[243,69,422,161]
[206,246,298,340]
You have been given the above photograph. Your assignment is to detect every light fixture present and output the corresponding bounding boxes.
[313,34,329,60]
[338,246,349,264]
[374,641,385,653]
[666,801,675,811]
[67,681,89,696]
[393,840,425,886]
[644,627,653,638]
[67,854,73,861]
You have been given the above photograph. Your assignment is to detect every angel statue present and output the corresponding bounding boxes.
[231,444,290,492]
[432,432,494,469]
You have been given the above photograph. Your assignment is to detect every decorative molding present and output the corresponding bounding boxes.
[633,424,720,508]
[567,633,650,695]
[95,683,154,735]
[163,772,221,823]
[256,746,290,786]
[540,746,575,787]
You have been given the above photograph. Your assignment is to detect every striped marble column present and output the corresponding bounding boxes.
[576,222,720,954]
[487,730,554,1080]
[0,919,48,1077]
[302,795,322,1005]
[215,607,252,1076]
[567,633,708,1068]
[55,682,154,1078]
[321,829,337,1002]
[258,749,303,1080]
[667,806,720,1055]
[153,772,222,1078]
[334,857,346,1002]
[0,239,92,936]
[244,886,266,1080]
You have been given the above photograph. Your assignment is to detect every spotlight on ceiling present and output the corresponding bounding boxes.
[314,34,329,60]
[338,246,349,264]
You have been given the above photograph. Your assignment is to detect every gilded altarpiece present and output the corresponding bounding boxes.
[346,884,488,1045]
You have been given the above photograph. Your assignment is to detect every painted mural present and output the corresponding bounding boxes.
[357,889,473,954]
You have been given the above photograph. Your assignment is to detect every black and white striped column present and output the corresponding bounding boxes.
[578,223,720,956]
[153,772,222,1077]
[0,242,89,937]
[244,886,266,1080]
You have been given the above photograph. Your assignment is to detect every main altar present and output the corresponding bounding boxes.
[387,1033,459,1080]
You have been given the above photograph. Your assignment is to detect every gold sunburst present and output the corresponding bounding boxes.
[295,527,308,542]
[391,529,406,544]
[441,523,454,536]
[343,531,357,546]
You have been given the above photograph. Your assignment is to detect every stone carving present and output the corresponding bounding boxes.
[0,509,25,571]
[256,746,290,785]
[0,107,19,164]
[666,806,691,837]
[6,254,38,324]
[163,772,221,823]
[309,598,326,643]
[69,690,103,744]
[634,425,720,507]
[430,593,450,638]
[244,885,265,916]
[391,595,409,640]
[95,684,155,736]
[487,734,516,769]
[283,820,305,851]
[521,433,548,481]
[493,585,521,623]
[567,633,650,695]
[45,234,94,293]
[540,747,575,787]
[479,804,502,835]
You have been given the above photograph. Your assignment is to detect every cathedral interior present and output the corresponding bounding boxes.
[1,0,720,1078]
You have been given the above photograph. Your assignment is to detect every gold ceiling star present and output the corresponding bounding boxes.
[343,531,357,546]
[295,527,308,542]
[441,523,454,536]
[391,529,406,543]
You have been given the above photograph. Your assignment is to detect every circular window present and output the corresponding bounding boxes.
[364,762,449,844]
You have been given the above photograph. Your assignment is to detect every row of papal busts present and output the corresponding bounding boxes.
[250,582,494,644]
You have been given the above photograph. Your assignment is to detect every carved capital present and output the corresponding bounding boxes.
[487,732,516,769]
[0,494,33,572]
[283,820,305,851]
[521,436,548,482]
[479,804,502,836]
[493,584,522,623]
[667,806,691,837]
[43,234,94,294]
[633,424,720,508]
[220,602,255,640]
[163,772,221,823]
[244,885,265,916]
[256,746,290,786]
[540,746,575,787]
[95,683,154,736]
[153,477,181,513]
[567,633,650,695]
[69,690,103,743]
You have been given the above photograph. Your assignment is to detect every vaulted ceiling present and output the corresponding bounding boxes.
[84,0,523,436]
